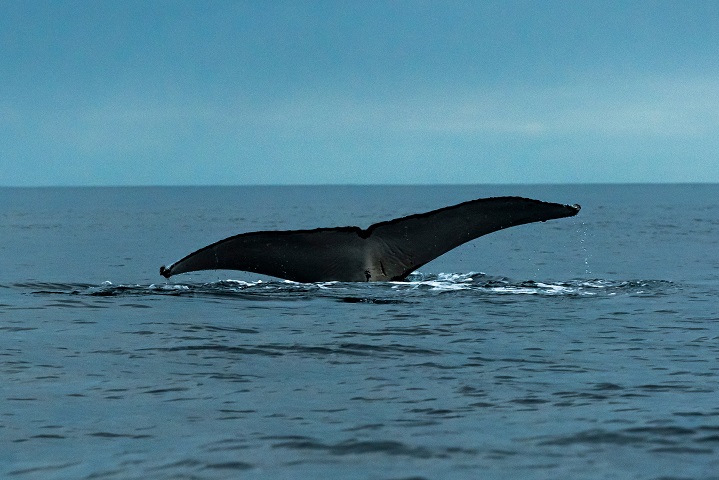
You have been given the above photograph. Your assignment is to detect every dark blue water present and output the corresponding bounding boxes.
[2,185,718,479]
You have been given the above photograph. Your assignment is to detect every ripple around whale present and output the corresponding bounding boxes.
[14,274,676,301]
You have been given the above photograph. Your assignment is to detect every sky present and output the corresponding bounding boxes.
[2,0,719,186]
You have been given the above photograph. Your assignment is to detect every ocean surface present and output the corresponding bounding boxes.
[1,184,718,480]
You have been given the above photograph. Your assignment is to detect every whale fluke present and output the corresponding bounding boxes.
[160,196,580,282]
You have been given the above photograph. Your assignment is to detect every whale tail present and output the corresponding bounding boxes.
[160,196,580,282]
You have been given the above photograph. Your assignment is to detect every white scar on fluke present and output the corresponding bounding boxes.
[160,196,580,282]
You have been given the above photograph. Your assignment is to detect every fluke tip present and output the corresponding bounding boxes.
[160,265,171,278]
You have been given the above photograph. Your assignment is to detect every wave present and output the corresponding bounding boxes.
[13,273,675,301]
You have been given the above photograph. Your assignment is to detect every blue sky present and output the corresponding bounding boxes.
[2,0,718,186]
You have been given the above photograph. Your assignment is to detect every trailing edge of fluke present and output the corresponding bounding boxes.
[159,196,580,283]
